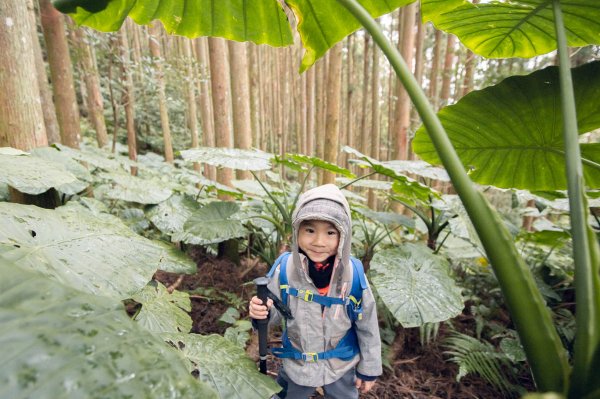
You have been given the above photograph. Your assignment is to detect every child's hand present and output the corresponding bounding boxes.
[249,296,273,320]
[355,378,376,394]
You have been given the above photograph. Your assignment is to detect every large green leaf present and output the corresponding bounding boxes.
[52,143,127,172]
[161,333,282,399]
[180,147,273,171]
[421,0,600,58]
[97,171,173,204]
[288,153,356,178]
[369,244,464,327]
[147,194,200,236]
[286,0,414,72]
[31,146,93,183]
[180,201,248,245]
[413,61,600,191]
[0,202,187,299]
[132,280,193,333]
[0,260,217,399]
[0,150,86,195]
[54,0,293,46]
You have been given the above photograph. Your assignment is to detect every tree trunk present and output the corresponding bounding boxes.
[149,21,174,163]
[208,37,233,191]
[0,0,47,150]
[27,0,59,145]
[368,45,380,209]
[38,0,80,148]
[440,33,456,106]
[183,38,200,172]
[306,66,316,156]
[248,44,261,152]
[194,37,216,179]
[411,10,426,126]
[359,35,370,160]
[315,58,327,184]
[72,27,108,148]
[429,29,443,109]
[118,26,137,175]
[228,40,252,180]
[393,3,416,160]
[323,43,343,185]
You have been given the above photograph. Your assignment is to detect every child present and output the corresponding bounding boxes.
[249,184,382,399]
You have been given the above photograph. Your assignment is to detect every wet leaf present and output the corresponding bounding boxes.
[132,280,192,333]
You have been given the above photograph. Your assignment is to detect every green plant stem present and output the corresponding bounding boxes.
[552,1,600,397]
[338,171,377,189]
[334,0,569,392]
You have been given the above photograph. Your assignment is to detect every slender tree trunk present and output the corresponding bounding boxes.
[27,0,59,145]
[118,26,137,175]
[248,44,261,152]
[208,37,233,190]
[368,44,380,208]
[429,29,443,109]
[194,37,216,179]
[345,35,355,170]
[183,38,201,173]
[315,58,327,184]
[0,0,47,150]
[72,27,108,147]
[39,0,80,148]
[229,40,252,180]
[440,34,456,106]
[411,11,426,126]
[359,35,370,159]
[149,21,173,163]
[393,3,416,160]
[306,66,316,156]
[323,43,343,185]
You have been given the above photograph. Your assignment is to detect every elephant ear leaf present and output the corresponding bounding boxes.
[54,0,293,47]
[421,0,600,58]
[286,0,415,72]
[0,259,217,399]
[413,61,600,191]
[370,244,464,328]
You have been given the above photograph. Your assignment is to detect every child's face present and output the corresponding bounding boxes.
[298,220,340,263]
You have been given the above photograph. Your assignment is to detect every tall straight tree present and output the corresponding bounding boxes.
[27,0,59,145]
[148,21,173,163]
[72,27,108,148]
[0,0,47,150]
[368,44,380,209]
[118,24,137,175]
[208,37,233,190]
[440,33,457,106]
[393,3,416,160]
[38,0,80,148]
[183,38,200,172]
[359,35,370,161]
[429,29,443,110]
[323,43,343,185]
[228,40,252,180]
[194,37,215,179]
[315,58,327,183]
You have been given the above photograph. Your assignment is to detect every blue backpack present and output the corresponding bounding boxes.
[266,251,368,362]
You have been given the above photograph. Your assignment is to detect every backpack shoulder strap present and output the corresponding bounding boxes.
[266,251,290,279]
[350,256,368,297]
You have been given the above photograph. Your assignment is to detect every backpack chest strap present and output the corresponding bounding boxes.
[283,286,347,307]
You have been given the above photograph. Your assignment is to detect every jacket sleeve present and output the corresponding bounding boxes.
[266,266,282,328]
[354,278,383,378]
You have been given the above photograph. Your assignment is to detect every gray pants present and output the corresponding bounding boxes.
[275,367,358,399]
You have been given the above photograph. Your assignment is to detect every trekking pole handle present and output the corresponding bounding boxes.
[254,277,270,374]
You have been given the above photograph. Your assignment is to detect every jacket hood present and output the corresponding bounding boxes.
[291,184,352,270]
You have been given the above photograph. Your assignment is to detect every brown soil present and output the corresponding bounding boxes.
[155,247,527,399]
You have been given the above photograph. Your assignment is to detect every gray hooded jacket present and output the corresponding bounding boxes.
[266,184,382,387]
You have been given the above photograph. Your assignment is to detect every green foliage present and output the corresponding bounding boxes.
[369,244,464,327]
[161,333,282,399]
[0,201,195,300]
[182,201,248,245]
[443,330,522,397]
[413,62,600,191]
[132,280,193,333]
[0,259,217,399]
[421,0,600,59]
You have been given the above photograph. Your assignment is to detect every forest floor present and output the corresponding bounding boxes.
[154,247,522,399]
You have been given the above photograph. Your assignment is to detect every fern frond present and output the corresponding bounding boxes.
[443,331,520,397]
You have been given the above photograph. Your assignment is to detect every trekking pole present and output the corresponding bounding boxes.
[254,277,270,374]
